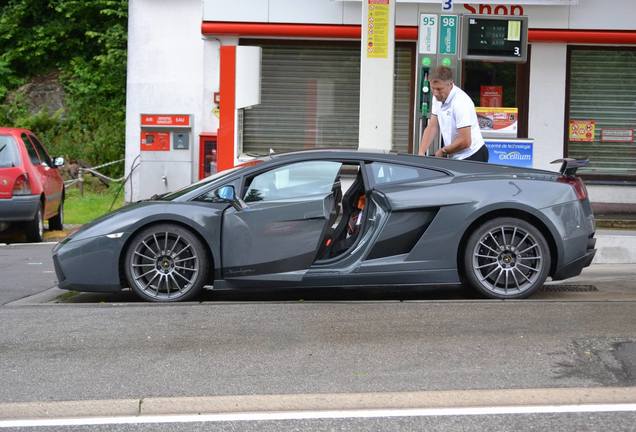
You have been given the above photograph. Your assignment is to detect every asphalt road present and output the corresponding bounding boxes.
[1,243,636,431]
[0,243,57,305]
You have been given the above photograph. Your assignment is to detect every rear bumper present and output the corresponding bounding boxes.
[0,195,39,222]
[552,234,597,280]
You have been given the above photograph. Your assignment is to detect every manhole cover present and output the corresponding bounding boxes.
[540,284,598,293]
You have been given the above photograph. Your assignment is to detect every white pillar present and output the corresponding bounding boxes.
[358,0,395,151]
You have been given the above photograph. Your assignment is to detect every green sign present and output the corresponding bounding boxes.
[439,15,457,55]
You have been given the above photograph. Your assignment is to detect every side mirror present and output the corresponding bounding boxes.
[215,185,235,202]
[53,157,65,167]
[215,185,247,210]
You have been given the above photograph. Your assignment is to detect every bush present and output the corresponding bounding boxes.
[0,1,128,178]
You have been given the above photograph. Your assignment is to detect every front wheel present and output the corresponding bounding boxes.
[463,217,551,299]
[124,224,209,302]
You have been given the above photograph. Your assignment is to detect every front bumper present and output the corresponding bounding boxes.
[53,235,125,293]
[0,195,40,222]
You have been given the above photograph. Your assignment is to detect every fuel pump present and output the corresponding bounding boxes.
[419,59,432,119]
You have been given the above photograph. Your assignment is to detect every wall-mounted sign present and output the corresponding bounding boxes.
[367,0,390,59]
[439,15,457,55]
[569,119,596,142]
[480,85,503,107]
[476,107,518,137]
[141,114,191,127]
[485,138,533,168]
[600,128,633,143]
[418,14,438,54]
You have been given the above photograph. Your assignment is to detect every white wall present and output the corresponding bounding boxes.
[126,0,205,201]
[570,0,636,30]
[528,43,568,172]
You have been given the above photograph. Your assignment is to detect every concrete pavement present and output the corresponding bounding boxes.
[593,229,636,264]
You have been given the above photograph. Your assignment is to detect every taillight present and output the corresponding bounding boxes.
[558,176,588,200]
[13,175,32,195]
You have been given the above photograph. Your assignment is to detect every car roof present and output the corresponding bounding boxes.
[264,148,557,177]
[0,127,31,136]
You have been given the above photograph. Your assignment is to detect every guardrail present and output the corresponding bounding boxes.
[63,159,125,196]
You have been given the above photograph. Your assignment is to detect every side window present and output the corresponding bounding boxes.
[244,161,342,202]
[28,135,52,166]
[21,134,41,165]
[369,162,444,185]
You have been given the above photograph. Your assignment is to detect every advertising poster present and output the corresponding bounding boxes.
[485,139,533,168]
[476,107,518,137]
[568,119,596,142]
[367,0,389,58]
[480,85,503,107]
[600,128,633,143]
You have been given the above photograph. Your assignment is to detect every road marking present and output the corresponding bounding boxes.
[2,403,636,428]
[0,242,57,247]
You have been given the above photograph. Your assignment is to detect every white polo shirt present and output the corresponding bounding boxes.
[431,84,485,160]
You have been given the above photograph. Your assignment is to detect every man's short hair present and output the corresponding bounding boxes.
[429,66,453,82]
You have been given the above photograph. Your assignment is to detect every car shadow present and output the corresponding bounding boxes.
[57,285,481,304]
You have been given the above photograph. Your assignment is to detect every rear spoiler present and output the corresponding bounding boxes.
[550,158,589,177]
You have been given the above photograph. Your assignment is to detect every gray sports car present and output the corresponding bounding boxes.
[52,150,596,302]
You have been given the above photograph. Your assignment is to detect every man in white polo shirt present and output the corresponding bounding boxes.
[418,66,489,162]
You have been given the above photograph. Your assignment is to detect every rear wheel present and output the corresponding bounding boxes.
[124,224,209,302]
[48,199,64,231]
[25,204,44,243]
[463,217,551,299]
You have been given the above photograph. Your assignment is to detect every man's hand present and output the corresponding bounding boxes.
[434,148,446,157]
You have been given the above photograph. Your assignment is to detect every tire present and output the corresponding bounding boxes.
[462,217,551,299]
[124,224,209,302]
[25,204,44,243]
[48,199,64,231]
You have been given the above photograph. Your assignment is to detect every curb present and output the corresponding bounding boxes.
[1,387,635,420]
[593,230,636,264]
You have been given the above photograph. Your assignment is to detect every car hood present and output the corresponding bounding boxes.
[61,201,163,243]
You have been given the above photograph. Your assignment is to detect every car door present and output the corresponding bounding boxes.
[27,134,63,218]
[221,160,342,282]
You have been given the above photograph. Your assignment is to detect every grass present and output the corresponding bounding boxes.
[64,184,125,225]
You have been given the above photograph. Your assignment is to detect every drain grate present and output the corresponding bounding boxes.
[540,284,598,293]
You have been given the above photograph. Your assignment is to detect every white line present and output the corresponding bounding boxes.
[2,403,636,428]
[0,242,57,247]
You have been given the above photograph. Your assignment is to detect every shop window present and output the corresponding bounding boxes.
[462,58,530,138]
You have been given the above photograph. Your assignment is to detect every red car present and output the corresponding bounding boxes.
[0,127,64,242]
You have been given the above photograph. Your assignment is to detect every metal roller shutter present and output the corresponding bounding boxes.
[567,48,636,177]
[239,42,413,156]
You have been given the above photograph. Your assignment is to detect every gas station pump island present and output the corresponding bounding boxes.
[416,13,531,165]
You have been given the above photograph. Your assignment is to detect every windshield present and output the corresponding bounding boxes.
[159,159,264,201]
[0,135,20,168]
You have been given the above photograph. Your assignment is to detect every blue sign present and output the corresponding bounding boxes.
[485,139,533,168]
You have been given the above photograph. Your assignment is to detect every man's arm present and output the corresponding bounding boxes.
[418,115,439,156]
[434,126,471,157]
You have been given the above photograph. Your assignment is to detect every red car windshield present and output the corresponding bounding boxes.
[0,135,20,168]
